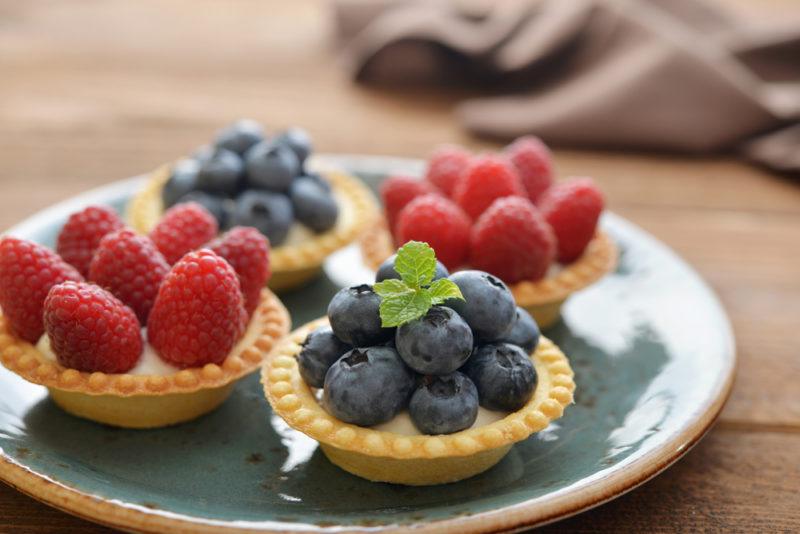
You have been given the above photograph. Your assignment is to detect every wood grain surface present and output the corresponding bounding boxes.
[1,1,799,532]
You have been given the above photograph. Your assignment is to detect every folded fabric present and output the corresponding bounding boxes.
[335,0,800,173]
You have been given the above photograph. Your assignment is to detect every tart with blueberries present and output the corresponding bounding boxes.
[360,136,617,328]
[0,205,290,429]
[264,242,574,486]
[128,119,378,292]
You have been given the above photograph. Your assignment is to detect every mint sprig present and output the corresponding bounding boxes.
[374,241,464,327]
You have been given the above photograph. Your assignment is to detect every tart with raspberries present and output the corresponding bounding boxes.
[360,137,617,328]
[0,205,290,429]
[264,242,574,486]
[128,119,378,292]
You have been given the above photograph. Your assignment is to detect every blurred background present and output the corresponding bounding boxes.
[1,0,799,532]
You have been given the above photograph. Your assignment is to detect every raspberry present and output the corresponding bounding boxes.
[470,197,556,283]
[505,136,554,204]
[395,194,471,270]
[539,178,604,263]
[88,229,170,324]
[380,175,439,235]
[149,202,218,265]
[0,238,84,342]
[56,205,124,276]
[452,155,525,220]
[208,227,271,317]
[425,144,471,197]
[43,281,142,374]
[147,249,247,368]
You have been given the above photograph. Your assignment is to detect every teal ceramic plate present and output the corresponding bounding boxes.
[0,155,735,533]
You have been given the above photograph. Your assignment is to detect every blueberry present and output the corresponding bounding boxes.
[192,145,214,164]
[303,172,331,193]
[162,159,199,208]
[323,346,415,426]
[196,147,243,196]
[497,307,540,353]
[176,191,233,229]
[409,372,478,435]
[276,127,312,166]
[289,177,339,233]
[231,190,293,246]
[395,306,472,375]
[375,254,449,283]
[463,343,537,411]
[447,271,516,341]
[297,326,352,388]
[214,119,265,156]
[327,284,394,346]
[244,140,300,193]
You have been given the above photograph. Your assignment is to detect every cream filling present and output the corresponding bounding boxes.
[313,389,506,436]
[37,318,263,376]
[282,223,315,247]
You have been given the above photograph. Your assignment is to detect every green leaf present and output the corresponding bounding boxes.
[428,278,464,306]
[379,291,432,327]
[393,241,436,289]
[373,279,414,298]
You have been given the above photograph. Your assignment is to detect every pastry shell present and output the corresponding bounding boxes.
[127,165,379,292]
[0,288,290,429]
[360,219,617,328]
[263,318,575,486]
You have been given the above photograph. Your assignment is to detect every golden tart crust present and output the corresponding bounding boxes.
[263,318,575,485]
[360,219,617,328]
[127,165,379,292]
[0,288,290,428]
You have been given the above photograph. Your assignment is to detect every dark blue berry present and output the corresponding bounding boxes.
[375,254,449,283]
[447,271,516,341]
[463,343,537,411]
[409,372,478,435]
[196,148,243,196]
[297,326,352,388]
[327,284,394,346]
[303,172,331,193]
[244,141,299,193]
[192,145,214,164]
[214,119,265,156]
[231,190,293,246]
[176,191,233,229]
[289,177,339,233]
[276,127,312,166]
[323,346,414,426]
[162,159,199,207]
[497,307,540,353]
[395,306,472,375]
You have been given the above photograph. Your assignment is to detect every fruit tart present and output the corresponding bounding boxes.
[0,207,290,428]
[360,137,617,328]
[264,242,574,486]
[128,119,378,292]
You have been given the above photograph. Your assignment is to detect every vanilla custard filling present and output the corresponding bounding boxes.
[36,314,263,376]
[282,223,315,247]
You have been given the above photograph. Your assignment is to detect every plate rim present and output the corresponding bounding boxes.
[0,155,737,533]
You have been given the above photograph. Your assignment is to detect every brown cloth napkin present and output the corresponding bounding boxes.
[334,0,800,173]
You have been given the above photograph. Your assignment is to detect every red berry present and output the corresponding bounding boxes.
[88,229,170,324]
[505,136,554,204]
[147,249,247,368]
[150,202,218,265]
[43,281,142,373]
[452,155,525,220]
[395,194,471,270]
[470,197,556,283]
[425,144,471,197]
[56,205,124,276]
[0,238,84,342]
[539,178,604,263]
[208,227,271,317]
[380,175,439,235]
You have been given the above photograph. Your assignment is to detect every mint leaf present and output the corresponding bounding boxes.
[380,291,432,327]
[428,278,464,306]
[373,279,414,298]
[393,241,436,289]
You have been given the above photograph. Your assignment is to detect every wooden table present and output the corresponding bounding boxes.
[1,1,799,532]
